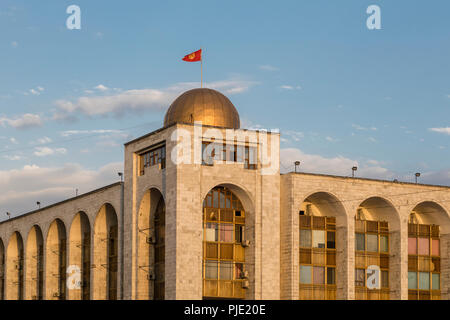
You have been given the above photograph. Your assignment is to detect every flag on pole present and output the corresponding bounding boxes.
[182,49,202,62]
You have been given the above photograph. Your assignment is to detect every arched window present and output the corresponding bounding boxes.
[202,187,246,299]
[408,213,441,300]
[299,205,336,300]
[354,208,390,300]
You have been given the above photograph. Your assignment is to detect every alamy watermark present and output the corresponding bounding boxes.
[169,123,280,176]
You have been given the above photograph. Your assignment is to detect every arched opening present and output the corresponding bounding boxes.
[136,189,165,300]
[407,201,450,300]
[0,239,5,300]
[93,203,118,300]
[25,225,44,300]
[6,231,24,300]
[298,192,347,300]
[202,186,248,299]
[45,219,67,300]
[354,197,400,300]
[68,212,91,300]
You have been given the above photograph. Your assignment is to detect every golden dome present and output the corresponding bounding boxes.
[164,88,240,129]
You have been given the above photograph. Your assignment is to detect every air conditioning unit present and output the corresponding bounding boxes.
[242,240,250,247]
[242,280,249,289]
[240,271,249,279]
[147,270,156,280]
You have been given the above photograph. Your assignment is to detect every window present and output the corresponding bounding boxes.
[354,217,390,300]
[140,145,166,174]
[367,234,378,252]
[300,230,311,247]
[300,266,312,284]
[327,268,336,285]
[203,187,246,299]
[408,272,417,289]
[408,221,440,300]
[355,269,365,287]
[355,233,365,251]
[202,141,257,169]
[419,272,430,290]
[299,215,336,300]
[312,230,326,248]
[380,235,388,253]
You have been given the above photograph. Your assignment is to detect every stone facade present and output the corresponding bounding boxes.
[0,122,448,300]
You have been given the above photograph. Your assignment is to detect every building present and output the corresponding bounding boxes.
[0,88,448,300]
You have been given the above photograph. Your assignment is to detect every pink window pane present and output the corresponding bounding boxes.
[219,224,233,242]
[408,237,417,255]
[432,239,440,256]
[418,238,429,255]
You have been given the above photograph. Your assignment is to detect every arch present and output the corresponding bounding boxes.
[45,219,67,300]
[25,225,44,300]
[298,191,348,300]
[92,203,118,300]
[136,188,165,300]
[202,185,253,299]
[407,201,450,300]
[201,181,255,215]
[355,196,401,300]
[68,212,91,300]
[0,238,4,300]
[357,196,401,231]
[6,231,24,300]
[410,201,450,233]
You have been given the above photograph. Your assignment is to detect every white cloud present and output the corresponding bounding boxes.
[3,155,22,161]
[368,137,377,143]
[10,137,18,144]
[429,127,450,135]
[352,124,377,131]
[259,65,279,71]
[36,136,52,144]
[60,129,122,137]
[282,130,304,142]
[33,147,67,157]
[325,136,339,142]
[11,41,18,48]
[0,162,123,216]
[53,80,257,118]
[0,113,43,129]
[94,84,109,91]
[280,85,302,90]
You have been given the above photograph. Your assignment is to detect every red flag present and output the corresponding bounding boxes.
[182,49,202,62]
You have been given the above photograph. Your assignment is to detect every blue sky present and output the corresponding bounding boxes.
[0,0,449,215]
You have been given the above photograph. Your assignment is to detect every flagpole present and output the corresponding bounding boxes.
[201,48,203,88]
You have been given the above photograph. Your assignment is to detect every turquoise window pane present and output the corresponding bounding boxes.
[432,273,440,290]
[408,272,417,289]
[300,265,312,284]
[419,272,430,290]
